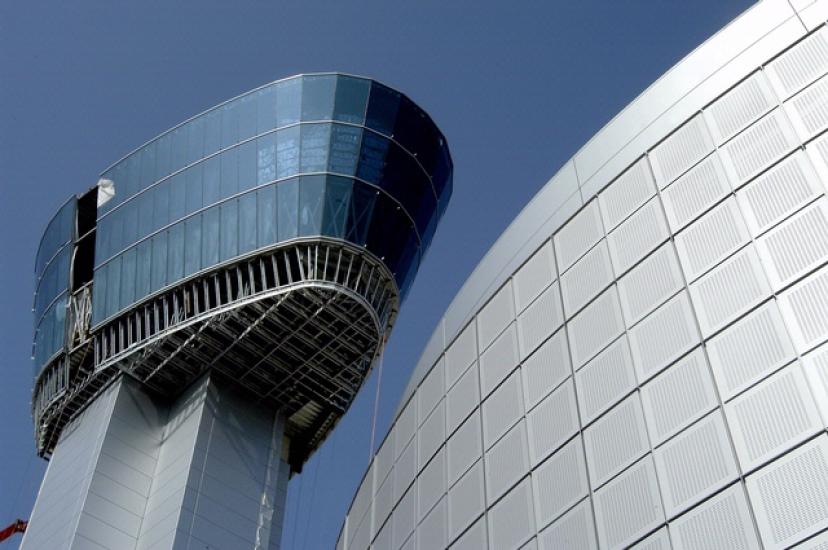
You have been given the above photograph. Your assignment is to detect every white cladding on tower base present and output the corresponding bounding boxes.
[21,375,290,550]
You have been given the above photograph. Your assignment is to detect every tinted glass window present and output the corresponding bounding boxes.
[120,247,136,309]
[277,178,299,240]
[237,94,257,141]
[257,85,277,134]
[257,134,277,184]
[187,116,205,166]
[299,175,325,236]
[334,77,370,124]
[185,164,204,216]
[239,192,258,254]
[365,82,400,136]
[323,176,351,238]
[136,239,152,301]
[202,206,220,268]
[257,184,277,248]
[203,157,221,205]
[220,146,239,197]
[167,223,185,283]
[221,102,239,149]
[300,123,331,173]
[150,232,167,294]
[184,215,202,277]
[329,125,362,176]
[203,110,221,157]
[357,131,389,184]
[237,140,257,192]
[219,200,239,262]
[301,75,336,121]
[276,127,300,178]
[276,78,302,127]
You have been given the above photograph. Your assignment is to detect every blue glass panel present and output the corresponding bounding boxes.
[202,156,221,206]
[257,134,277,184]
[221,101,239,149]
[96,215,112,266]
[138,189,154,239]
[237,140,257,192]
[239,192,257,254]
[334,76,370,124]
[276,77,302,127]
[238,94,257,141]
[202,206,220,268]
[322,176,351,238]
[357,131,389,184]
[152,182,170,232]
[365,82,400,136]
[168,173,187,224]
[171,127,187,173]
[92,267,106,325]
[185,164,204,216]
[141,141,158,194]
[122,204,139,255]
[187,116,205,166]
[433,145,451,200]
[277,179,299,240]
[381,142,434,236]
[276,126,300,178]
[220,147,238,197]
[257,85,277,134]
[257,184,277,248]
[346,182,377,245]
[150,232,168,293]
[301,75,336,121]
[136,239,152,302]
[329,125,362,176]
[106,255,122,318]
[167,223,185,283]
[125,153,142,201]
[120,247,137,310]
[299,175,325,236]
[184,215,202,277]
[219,200,238,262]
[109,207,124,260]
[300,123,331,173]
[203,110,221,157]
[52,295,66,355]
[393,97,438,174]
[156,133,173,184]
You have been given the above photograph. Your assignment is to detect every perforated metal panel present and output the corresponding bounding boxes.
[628,292,700,383]
[419,400,445,469]
[690,245,771,337]
[584,394,650,489]
[487,478,535,550]
[392,483,416,550]
[418,447,446,521]
[479,323,519,397]
[449,517,487,550]
[418,360,446,426]
[522,329,570,411]
[654,411,739,517]
[630,528,671,550]
[640,347,718,445]
[561,241,614,318]
[395,437,418,504]
[720,109,799,185]
[618,243,684,327]
[796,531,828,550]
[446,322,477,389]
[706,70,776,143]
[482,369,524,450]
[757,199,828,290]
[726,364,823,472]
[736,151,822,237]
[575,336,636,425]
[375,431,396,492]
[803,342,828,425]
[448,411,482,488]
[537,498,597,550]
[599,157,656,231]
[448,460,485,543]
[788,74,828,139]
[417,497,446,550]
[485,421,529,504]
[607,197,670,277]
[747,435,828,549]
[373,471,394,540]
[395,399,418,461]
[568,286,625,368]
[527,379,579,467]
[670,483,759,550]
[533,437,589,531]
[351,464,375,535]
[706,300,796,400]
[446,363,480,436]
[513,242,556,314]
[517,281,564,359]
[675,197,750,282]
[555,200,605,274]
[594,457,665,550]
[766,26,828,98]
[779,264,828,352]
[661,153,731,232]
[478,281,516,353]
[650,114,715,188]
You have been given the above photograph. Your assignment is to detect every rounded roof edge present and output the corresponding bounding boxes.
[392,0,808,420]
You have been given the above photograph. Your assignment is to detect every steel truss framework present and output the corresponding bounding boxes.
[32,239,399,470]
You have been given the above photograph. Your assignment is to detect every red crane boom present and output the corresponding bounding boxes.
[0,520,27,543]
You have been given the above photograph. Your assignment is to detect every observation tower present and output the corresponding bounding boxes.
[23,74,451,550]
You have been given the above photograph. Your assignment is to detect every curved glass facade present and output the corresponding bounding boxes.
[32,199,75,369]
[91,74,452,325]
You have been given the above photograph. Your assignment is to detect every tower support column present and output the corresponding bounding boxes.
[22,374,291,550]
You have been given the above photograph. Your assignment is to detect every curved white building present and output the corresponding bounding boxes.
[339,1,828,549]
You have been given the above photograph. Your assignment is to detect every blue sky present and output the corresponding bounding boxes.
[0,1,753,548]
